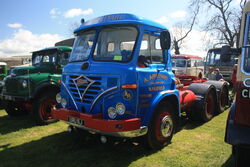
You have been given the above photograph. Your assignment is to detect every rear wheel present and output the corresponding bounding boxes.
[144,102,176,149]
[188,89,216,122]
[32,92,58,125]
[217,86,228,114]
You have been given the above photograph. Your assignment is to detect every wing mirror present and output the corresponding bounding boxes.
[160,30,171,50]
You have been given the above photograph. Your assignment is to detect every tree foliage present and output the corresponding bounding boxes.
[172,4,200,54]
[191,0,247,47]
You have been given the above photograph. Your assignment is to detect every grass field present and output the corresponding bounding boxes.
[0,109,234,167]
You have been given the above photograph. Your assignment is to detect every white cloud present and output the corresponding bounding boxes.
[49,8,61,19]
[64,8,93,18]
[170,10,187,19]
[0,29,64,57]
[7,23,23,28]
[155,16,168,24]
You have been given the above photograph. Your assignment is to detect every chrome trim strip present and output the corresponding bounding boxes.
[62,81,79,110]
[160,90,175,95]
[90,86,118,112]
[67,121,148,138]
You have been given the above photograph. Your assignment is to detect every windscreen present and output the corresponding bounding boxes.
[206,51,236,66]
[93,26,138,62]
[69,30,96,62]
[32,51,57,65]
[172,58,187,67]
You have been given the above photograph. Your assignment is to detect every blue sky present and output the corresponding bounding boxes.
[1,0,189,38]
[0,0,240,57]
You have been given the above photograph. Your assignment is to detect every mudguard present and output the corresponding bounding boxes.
[143,89,180,126]
[32,81,60,99]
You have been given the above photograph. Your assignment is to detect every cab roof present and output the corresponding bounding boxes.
[33,46,72,53]
[172,54,203,60]
[74,13,167,33]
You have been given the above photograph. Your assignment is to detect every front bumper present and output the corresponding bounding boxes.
[51,108,148,138]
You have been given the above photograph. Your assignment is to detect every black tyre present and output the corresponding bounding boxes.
[5,101,27,117]
[235,145,250,167]
[32,92,58,125]
[217,86,229,113]
[205,80,229,114]
[188,84,217,122]
[144,102,176,149]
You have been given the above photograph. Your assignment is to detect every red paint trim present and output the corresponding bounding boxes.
[51,109,141,132]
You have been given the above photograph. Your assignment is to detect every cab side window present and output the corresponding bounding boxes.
[138,34,163,67]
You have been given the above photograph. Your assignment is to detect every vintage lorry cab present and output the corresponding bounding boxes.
[52,13,229,149]
[205,47,239,83]
[225,1,250,165]
[1,46,72,125]
[172,54,204,79]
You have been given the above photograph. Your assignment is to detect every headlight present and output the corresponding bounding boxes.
[61,98,67,108]
[116,103,126,115]
[108,107,117,119]
[56,93,62,103]
[22,80,28,88]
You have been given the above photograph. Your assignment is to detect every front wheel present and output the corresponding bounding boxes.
[32,92,58,125]
[144,102,176,149]
[5,101,27,117]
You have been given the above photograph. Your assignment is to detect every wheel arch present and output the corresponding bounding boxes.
[32,81,60,99]
[144,90,180,126]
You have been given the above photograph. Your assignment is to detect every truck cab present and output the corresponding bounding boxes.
[1,46,72,125]
[225,1,250,166]
[172,54,204,79]
[52,14,228,149]
[205,47,239,83]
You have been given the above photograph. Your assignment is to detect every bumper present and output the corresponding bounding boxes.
[0,94,30,101]
[225,103,250,146]
[51,108,147,138]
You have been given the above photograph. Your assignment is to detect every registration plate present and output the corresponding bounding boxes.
[68,116,84,126]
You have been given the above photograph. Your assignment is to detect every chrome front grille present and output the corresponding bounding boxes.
[68,75,102,104]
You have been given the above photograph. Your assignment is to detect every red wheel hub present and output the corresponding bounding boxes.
[206,94,214,117]
[41,98,56,121]
[155,112,173,142]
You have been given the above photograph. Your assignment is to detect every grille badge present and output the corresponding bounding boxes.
[72,75,95,102]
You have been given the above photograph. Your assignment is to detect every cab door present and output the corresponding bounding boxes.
[136,33,174,125]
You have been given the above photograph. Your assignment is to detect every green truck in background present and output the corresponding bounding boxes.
[0,46,72,125]
[0,62,8,80]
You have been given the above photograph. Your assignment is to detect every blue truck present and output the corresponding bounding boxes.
[52,14,229,149]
